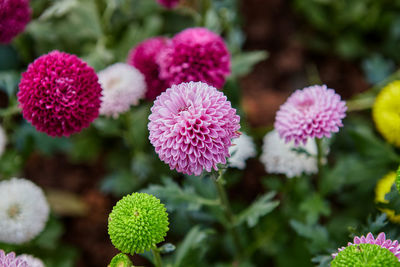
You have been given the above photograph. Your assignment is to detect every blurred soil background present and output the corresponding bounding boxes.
[24,0,370,266]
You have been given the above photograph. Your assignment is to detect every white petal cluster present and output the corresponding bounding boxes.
[260,130,318,178]
[0,125,7,157]
[99,63,147,118]
[0,178,50,244]
[18,254,45,267]
[228,133,256,170]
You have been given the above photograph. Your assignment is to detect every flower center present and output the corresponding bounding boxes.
[105,77,121,90]
[7,204,21,219]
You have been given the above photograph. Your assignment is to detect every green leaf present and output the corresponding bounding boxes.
[396,165,400,194]
[0,71,20,96]
[236,192,279,228]
[173,226,213,267]
[101,169,139,196]
[143,177,219,212]
[299,193,331,225]
[290,220,331,253]
[39,0,79,20]
[231,51,268,77]
[33,216,64,249]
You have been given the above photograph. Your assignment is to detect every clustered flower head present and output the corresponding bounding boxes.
[108,253,133,267]
[108,192,169,255]
[157,0,179,9]
[375,172,400,223]
[274,84,347,145]
[0,250,28,267]
[228,133,256,170]
[98,63,146,118]
[0,0,31,43]
[148,82,240,176]
[0,178,50,244]
[17,254,45,267]
[157,27,231,89]
[128,37,169,100]
[331,243,399,267]
[373,80,400,147]
[332,232,400,261]
[260,130,318,178]
[18,50,102,137]
[0,250,44,267]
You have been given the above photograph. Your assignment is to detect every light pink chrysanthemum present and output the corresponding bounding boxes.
[18,51,102,137]
[0,250,28,267]
[157,0,179,9]
[332,232,400,260]
[0,0,31,44]
[128,37,169,100]
[148,81,240,176]
[274,85,347,145]
[157,28,231,89]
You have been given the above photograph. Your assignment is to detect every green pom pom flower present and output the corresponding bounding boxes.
[108,253,133,267]
[108,193,169,254]
[331,244,400,267]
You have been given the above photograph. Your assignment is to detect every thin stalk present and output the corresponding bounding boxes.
[315,138,324,191]
[151,248,163,267]
[213,171,242,258]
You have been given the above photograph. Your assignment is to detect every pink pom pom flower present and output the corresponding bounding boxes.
[0,250,28,267]
[128,37,169,100]
[0,0,31,43]
[157,28,231,89]
[332,232,400,260]
[157,0,179,9]
[18,51,102,137]
[148,81,240,176]
[274,84,347,145]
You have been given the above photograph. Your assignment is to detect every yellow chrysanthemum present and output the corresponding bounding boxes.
[373,80,400,147]
[375,172,400,223]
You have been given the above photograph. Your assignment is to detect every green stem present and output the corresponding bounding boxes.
[316,138,324,191]
[346,97,375,112]
[212,171,242,259]
[151,248,162,267]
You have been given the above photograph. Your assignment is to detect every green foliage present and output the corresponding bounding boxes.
[236,192,279,228]
[293,0,400,65]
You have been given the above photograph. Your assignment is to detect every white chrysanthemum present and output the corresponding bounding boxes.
[0,125,7,157]
[228,133,256,169]
[18,254,45,267]
[98,63,147,118]
[0,178,50,244]
[260,130,318,178]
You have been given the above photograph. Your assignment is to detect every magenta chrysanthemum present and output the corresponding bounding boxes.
[148,81,240,176]
[332,232,400,261]
[128,37,169,100]
[18,51,102,137]
[274,84,347,145]
[157,0,179,9]
[0,250,27,267]
[157,28,231,89]
[0,0,31,44]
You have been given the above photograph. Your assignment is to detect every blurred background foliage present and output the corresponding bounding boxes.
[1,0,400,266]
